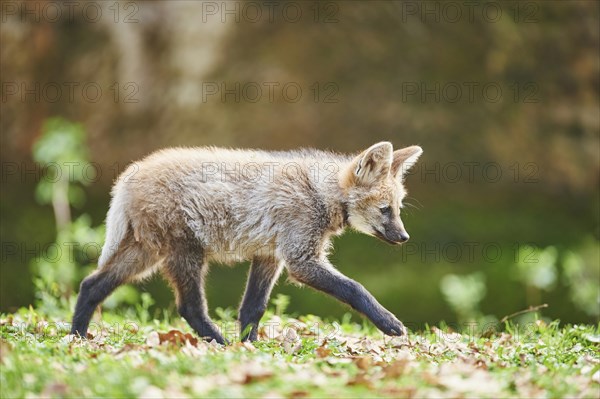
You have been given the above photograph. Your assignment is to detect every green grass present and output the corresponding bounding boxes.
[1,303,599,398]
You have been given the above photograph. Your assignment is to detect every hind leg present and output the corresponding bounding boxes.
[70,238,154,337]
[70,270,123,337]
[238,257,283,341]
[163,241,226,344]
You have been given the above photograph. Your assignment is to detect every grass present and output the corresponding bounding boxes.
[1,299,599,398]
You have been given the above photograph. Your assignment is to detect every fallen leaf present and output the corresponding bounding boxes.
[288,390,309,398]
[229,361,274,384]
[584,334,600,344]
[361,338,383,355]
[0,340,10,364]
[380,386,416,398]
[114,343,138,355]
[237,341,257,352]
[147,330,198,347]
[353,356,371,370]
[347,372,373,388]
[41,383,69,397]
[382,359,408,379]
[315,342,332,358]
[283,339,302,354]
[147,331,160,347]
[181,340,209,357]
[282,326,299,343]
[474,359,488,370]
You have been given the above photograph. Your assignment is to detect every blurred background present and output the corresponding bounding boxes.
[1,1,599,327]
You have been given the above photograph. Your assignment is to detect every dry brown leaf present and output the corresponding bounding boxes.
[162,330,198,347]
[282,326,299,343]
[240,341,257,352]
[229,362,274,384]
[421,371,439,386]
[380,386,416,398]
[474,359,488,370]
[147,329,199,347]
[382,359,408,379]
[347,372,374,388]
[361,338,383,355]
[288,390,310,398]
[0,340,10,364]
[283,339,302,354]
[315,342,332,358]
[353,356,371,370]
[114,343,138,355]
[41,382,69,397]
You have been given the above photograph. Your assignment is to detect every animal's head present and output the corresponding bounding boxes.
[340,142,423,245]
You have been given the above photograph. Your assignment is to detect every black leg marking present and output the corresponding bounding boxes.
[164,242,226,344]
[70,271,123,337]
[70,233,156,338]
[238,258,282,341]
[288,260,406,336]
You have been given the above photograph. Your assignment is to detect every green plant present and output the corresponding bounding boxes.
[440,272,486,323]
[514,245,558,306]
[29,117,133,315]
[272,294,291,317]
[562,239,600,317]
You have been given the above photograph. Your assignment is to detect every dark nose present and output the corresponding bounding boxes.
[399,231,410,242]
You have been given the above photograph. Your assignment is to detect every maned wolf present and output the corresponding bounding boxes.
[70,142,423,343]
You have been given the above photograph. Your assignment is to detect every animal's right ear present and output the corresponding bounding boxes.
[341,142,393,189]
[391,145,423,180]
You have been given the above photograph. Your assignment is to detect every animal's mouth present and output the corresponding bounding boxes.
[373,228,403,245]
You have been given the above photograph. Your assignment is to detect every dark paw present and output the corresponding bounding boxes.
[379,315,407,336]
[198,325,229,345]
[200,332,229,345]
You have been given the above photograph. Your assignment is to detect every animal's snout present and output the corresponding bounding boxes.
[398,231,410,243]
[386,228,409,244]
[375,222,410,245]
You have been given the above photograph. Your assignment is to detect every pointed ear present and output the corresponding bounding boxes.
[391,145,423,179]
[342,142,393,188]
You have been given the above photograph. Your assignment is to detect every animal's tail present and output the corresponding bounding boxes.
[98,181,130,268]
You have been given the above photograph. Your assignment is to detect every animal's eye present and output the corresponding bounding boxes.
[379,206,392,215]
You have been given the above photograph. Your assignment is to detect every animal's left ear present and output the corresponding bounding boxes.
[341,142,393,189]
[391,145,423,179]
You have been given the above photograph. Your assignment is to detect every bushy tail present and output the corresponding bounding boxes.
[98,183,130,267]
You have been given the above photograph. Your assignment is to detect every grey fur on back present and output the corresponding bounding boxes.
[100,146,354,274]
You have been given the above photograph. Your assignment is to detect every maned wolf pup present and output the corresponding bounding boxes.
[70,142,423,343]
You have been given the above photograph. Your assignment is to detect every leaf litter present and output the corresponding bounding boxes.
[1,311,599,398]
